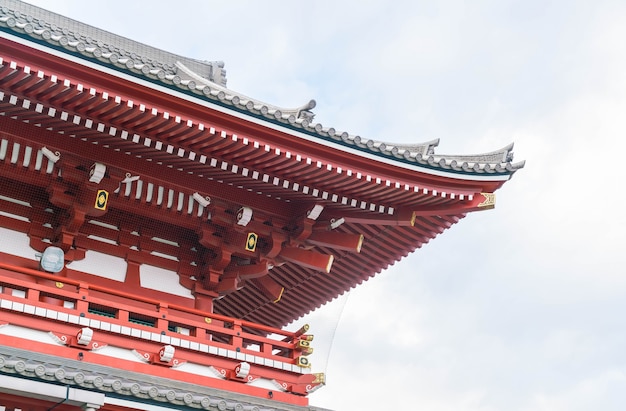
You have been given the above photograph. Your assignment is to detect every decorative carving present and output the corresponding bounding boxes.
[478,193,496,208]
[132,348,186,368]
[49,330,106,351]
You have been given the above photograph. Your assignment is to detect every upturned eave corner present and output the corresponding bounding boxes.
[0,2,526,181]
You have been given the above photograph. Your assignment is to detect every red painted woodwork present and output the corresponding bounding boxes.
[0,258,323,402]
[0,33,508,335]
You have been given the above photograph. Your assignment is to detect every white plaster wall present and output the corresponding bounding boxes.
[67,251,127,282]
[139,265,193,299]
[0,226,37,261]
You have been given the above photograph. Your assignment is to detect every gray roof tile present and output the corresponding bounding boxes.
[0,0,524,177]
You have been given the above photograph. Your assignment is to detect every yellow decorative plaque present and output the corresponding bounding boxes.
[245,232,258,252]
[313,373,326,384]
[478,192,496,208]
[94,189,108,210]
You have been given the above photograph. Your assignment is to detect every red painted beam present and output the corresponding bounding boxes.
[278,246,334,273]
[306,231,364,253]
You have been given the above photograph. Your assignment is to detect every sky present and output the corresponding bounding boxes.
[18,1,626,410]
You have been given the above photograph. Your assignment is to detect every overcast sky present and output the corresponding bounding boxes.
[20,1,626,410]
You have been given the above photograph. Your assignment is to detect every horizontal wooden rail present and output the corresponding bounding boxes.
[0,261,298,340]
[0,261,315,371]
[0,260,326,399]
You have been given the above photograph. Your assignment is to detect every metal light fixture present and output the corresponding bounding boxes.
[39,246,65,273]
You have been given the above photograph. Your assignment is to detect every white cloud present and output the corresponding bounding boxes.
[524,369,626,411]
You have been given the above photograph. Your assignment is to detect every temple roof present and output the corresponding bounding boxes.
[0,0,524,178]
[1,0,227,86]
[0,0,524,330]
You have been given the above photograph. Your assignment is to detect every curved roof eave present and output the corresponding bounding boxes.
[0,1,524,182]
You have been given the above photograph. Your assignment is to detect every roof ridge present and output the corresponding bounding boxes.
[176,60,316,120]
[0,0,524,177]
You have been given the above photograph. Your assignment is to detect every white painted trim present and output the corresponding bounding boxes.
[0,296,305,374]
[1,87,401,214]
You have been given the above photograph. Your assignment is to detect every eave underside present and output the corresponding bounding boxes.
[0,145,460,328]
[0,121,461,330]
[0,41,490,329]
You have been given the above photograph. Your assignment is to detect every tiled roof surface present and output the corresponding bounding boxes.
[0,0,524,332]
[0,345,328,410]
[0,0,524,178]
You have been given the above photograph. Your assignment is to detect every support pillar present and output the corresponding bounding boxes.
[193,284,218,313]
[37,268,67,307]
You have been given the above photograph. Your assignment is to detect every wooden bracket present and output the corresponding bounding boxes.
[272,372,325,396]
[132,348,186,368]
[225,362,259,383]
[49,331,107,351]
